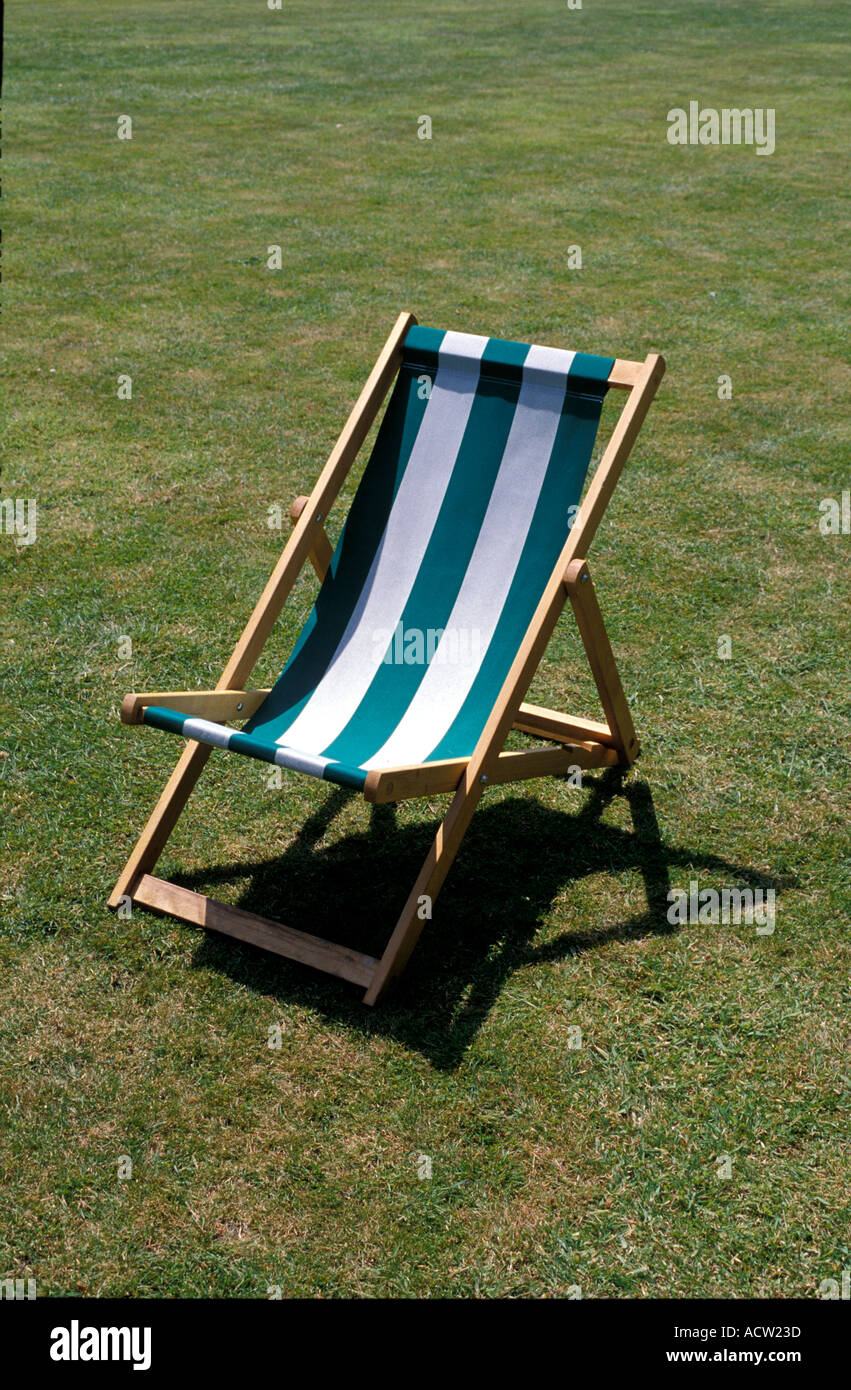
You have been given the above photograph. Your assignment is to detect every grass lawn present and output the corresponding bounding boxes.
[1,0,848,1298]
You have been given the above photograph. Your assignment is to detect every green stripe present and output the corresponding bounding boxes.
[480,334,530,385]
[567,351,615,396]
[321,761,367,791]
[142,705,191,737]
[400,324,445,373]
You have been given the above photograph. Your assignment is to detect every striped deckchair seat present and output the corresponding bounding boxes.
[142,327,615,790]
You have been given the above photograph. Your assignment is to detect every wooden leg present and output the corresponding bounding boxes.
[108,741,213,907]
[366,360,663,998]
[363,767,486,1004]
[564,558,639,765]
[363,738,619,1001]
[367,562,646,1000]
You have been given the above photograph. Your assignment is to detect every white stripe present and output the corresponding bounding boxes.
[274,331,488,755]
[273,745,331,778]
[362,346,573,770]
[521,343,576,388]
[428,330,490,365]
[182,717,234,750]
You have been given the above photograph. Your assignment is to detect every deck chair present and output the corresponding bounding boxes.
[111,313,665,1004]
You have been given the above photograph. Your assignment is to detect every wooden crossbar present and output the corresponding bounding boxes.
[513,702,615,747]
[134,874,378,989]
[363,741,618,804]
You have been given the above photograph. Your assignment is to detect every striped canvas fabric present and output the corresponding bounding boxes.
[144,326,614,790]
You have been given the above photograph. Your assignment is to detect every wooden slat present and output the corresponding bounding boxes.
[121,690,271,725]
[134,875,378,989]
[564,559,639,764]
[109,312,416,910]
[364,742,617,804]
[514,702,615,747]
[290,495,334,580]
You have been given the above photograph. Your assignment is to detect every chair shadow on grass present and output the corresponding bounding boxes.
[176,768,793,1070]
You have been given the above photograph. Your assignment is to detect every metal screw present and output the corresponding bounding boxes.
[236,702,243,712]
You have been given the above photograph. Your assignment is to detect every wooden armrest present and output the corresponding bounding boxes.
[121,689,271,725]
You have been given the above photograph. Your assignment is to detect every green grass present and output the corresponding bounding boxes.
[1,0,849,1298]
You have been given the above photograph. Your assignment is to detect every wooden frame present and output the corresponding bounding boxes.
[111,312,665,1004]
